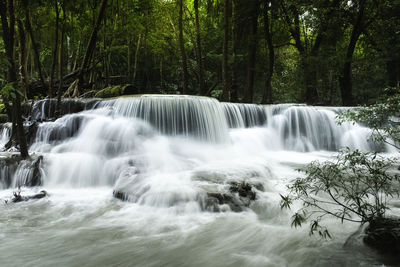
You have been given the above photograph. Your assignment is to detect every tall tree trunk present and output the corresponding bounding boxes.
[17,19,28,100]
[194,0,206,95]
[67,0,107,97]
[103,11,110,87]
[262,0,274,104]
[340,0,366,106]
[221,0,230,101]
[178,0,189,94]
[56,2,66,117]
[281,0,340,104]
[49,0,60,98]
[387,57,399,87]
[244,0,259,103]
[303,57,318,104]
[127,38,132,83]
[24,5,46,91]
[0,0,29,158]
[230,0,238,102]
[133,34,141,85]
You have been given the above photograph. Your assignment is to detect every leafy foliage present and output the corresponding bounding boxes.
[0,78,23,100]
[281,88,400,237]
[338,87,400,149]
[281,149,400,237]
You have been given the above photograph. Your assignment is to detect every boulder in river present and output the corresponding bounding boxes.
[363,217,400,256]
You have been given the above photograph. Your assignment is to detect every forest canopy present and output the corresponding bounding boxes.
[0,0,399,106]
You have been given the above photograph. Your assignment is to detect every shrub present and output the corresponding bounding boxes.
[280,149,400,237]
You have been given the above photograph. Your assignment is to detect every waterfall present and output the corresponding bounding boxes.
[0,95,388,193]
[102,95,230,143]
[0,95,397,266]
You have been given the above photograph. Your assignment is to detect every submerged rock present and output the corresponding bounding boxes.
[229,181,258,200]
[8,190,48,203]
[203,192,243,212]
[203,182,260,212]
[363,217,400,256]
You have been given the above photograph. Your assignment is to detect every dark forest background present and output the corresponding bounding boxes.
[1,0,400,106]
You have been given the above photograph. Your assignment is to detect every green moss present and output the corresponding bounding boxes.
[0,114,9,123]
[95,85,122,98]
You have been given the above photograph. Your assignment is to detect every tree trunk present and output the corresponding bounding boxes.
[127,38,132,83]
[133,34,141,84]
[56,2,66,117]
[244,0,259,103]
[178,0,189,94]
[17,19,28,100]
[24,5,46,91]
[339,0,366,106]
[0,0,29,158]
[387,57,399,87]
[49,0,60,98]
[68,0,107,96]
[262,0,274,104]
[103,11,110,87]
[194,0,206,95]
[221,0,230,101]
[230,0,238,102]
[304,59,318,104]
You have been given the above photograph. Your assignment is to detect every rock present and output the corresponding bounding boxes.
[363,217,400,256]
[204,192,243,212]
[95,84,138,98]
[113,190,129,201]
[229,181,259,201]
[29,155,43,186]
[0,154,44,188]
[0,155,20,188]
[0,114,9,123]
[23,98,100,121]
[25,121,39,145]
[9,190,48,203]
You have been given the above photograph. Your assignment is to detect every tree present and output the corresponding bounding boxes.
[23,0,46,91]
[281,0,341,104]
[221,0,230,101]
[49,0,60,98]
[244,0,260,103]
[261,0,274,104]
[281,87,400,238]
[66,0,108,97]
[339,0,379,106]
[178,0,189,94]
[0,0,29,158]
[194,0,206,95]
[230,0,238,102]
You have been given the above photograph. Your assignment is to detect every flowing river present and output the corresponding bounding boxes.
[0,95,398,267]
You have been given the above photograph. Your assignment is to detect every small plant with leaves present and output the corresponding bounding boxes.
[280,148,400,238]
[338,87,400,149]
[0,77,24,100]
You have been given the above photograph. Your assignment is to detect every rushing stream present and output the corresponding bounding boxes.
[0,95,398,267]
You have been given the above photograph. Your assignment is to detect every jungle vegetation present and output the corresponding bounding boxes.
[0,0,399,157]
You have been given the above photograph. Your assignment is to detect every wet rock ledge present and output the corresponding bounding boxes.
[113,180,262,212]
[0,153,43,188]
[364,217,400,256]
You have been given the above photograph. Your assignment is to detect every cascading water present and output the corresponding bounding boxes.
[0,95,397,266]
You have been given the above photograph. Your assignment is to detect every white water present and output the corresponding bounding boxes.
[0,95,397,266]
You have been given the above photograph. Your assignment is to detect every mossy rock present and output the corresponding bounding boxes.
[95,84,137,98]
[0,114,9,123]
[95,85,122,98]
